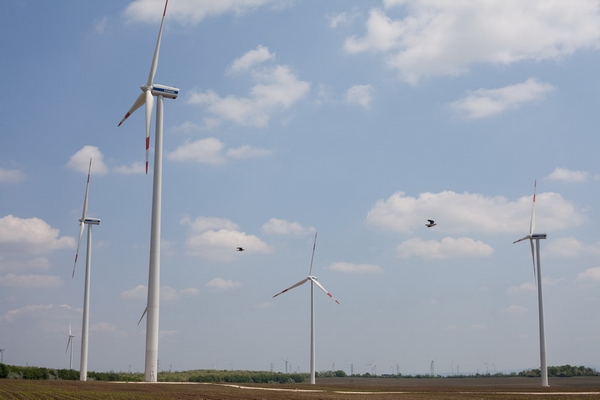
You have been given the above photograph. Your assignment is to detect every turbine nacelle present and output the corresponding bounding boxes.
[82,217,101,225]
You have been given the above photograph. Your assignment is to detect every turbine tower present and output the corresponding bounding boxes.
[273,232,339,384]
[73,158,100,381]
[513,180,549,387]
[65,324,75,370]
[118,0,179,383]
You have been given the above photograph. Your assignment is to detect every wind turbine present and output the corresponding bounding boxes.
[273,232,339,384]
[513,180,549,387]
[65,324,75,370]
[72,158,100,381]
[117,0,179,383]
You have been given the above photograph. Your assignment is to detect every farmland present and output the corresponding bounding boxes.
[1,377,599,399]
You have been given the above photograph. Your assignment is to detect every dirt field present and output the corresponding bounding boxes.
[0,377,599,399]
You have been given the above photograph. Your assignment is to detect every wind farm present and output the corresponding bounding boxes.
[2,0,600,392]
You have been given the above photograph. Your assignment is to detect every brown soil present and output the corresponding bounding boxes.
[0,377,599,399]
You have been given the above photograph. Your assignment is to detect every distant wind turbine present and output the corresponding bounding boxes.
[72,158,100,381]
[65,324,75,370]
[117,0,179,383]
[273,232,339,384]
[513,180,549,387]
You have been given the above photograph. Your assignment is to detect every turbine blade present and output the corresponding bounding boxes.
[118,92,146,127]
[137,306,148,326]
[65,337,72,353]
[308,232,317,276]
[73,159,92,278]
[147,0,169,86]
[145,90,154,174]
[273,278,310,298]
[529,238,537,284]
[529,180,537,235]
[309,277,340,304]
[512,235,531,244]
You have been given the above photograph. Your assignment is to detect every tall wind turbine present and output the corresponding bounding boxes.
[117,0,179,383]
[65,324,75,370]
[273,232,339,384]
[513,180,549,387]
[73,158,100,381]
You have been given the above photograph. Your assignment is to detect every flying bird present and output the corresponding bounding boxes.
[237,247,244,252]
[426,220,436,228]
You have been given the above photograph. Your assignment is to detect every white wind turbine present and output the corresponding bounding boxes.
[72,158,100,381]
[65,324,75,370]
[273,232,339,384]
[513,180,549,387]
[117,0,179,383]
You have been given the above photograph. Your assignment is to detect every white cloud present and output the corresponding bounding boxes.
[345,1,600,84]
[329,12,348,29]
[0,257,50,274]
[90,322,117,332]
[120,285,199,300]
[124,0,278,24]
[365,190,582,234]
[501,305,527,314]
[94,16,110,34]
[0,274,63,289]
[346,84,374,108]
[451,79,554,119]
[508,277,562,293]
[182,216,240,232]
[328,262,383,274]
[0,167,25,183]
[168,138,271,165]
[578,267,600,282]
[206,277,242,290]
[0,215,74,255]
[66,146,109,175]
[546,167,598,183]
[182,216,272,261]
[261,218,315,236]
[545,237,600,258]
[113,162,146,175]
[396,237,494,259]
[189,65,310,128]
[227,45,275,75]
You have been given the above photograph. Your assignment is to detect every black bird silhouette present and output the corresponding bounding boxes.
[236,247,244,251]
[425,220,436,228]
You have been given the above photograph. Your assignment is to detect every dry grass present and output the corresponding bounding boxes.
[1,377,599,399]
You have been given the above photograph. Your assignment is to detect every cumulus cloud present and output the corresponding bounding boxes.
[119,285,199,300]
[396,237,494,259]
[501,305,527,314]
[66,146,109,175]
[168,138,271,165]
[507,277,562,293]
[346,84,374,108]
[189,64,310,128]
[0,215,74,255]
[578,267,600,282]
[546,167,598,183]
[206,277,242,290]
[227,45,275,75]
[113,162,146,175]
[450,79,554,119]
[0,167,25,183]
[262,218,315,236]
[328,262,383,273]
[365,190,582,235]
[124,0,279,24]
[345,1,600,84]
[545,237,600,258]
[182,216,272,261]
[0,274,63,289]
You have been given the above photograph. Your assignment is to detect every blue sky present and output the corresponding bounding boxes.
[1,0,600,376]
